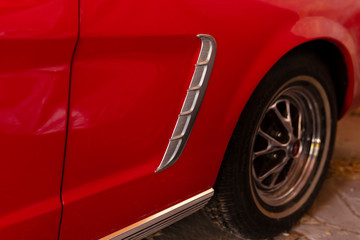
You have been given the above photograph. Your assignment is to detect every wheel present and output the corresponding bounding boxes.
[205,50,337,239]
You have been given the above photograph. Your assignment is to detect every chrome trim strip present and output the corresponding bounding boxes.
[100,189,214,240]
[156,34,217,172]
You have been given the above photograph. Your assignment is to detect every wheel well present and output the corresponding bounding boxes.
[290,40,348,118]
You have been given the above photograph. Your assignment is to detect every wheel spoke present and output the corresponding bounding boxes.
[253,146,279,158]
[269,172,281,188]
[258,129,286,148]
[270,100,293,135]
[258,156,289,182]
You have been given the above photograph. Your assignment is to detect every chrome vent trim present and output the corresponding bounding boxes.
[100,189,214,240]
[156,34,217,172]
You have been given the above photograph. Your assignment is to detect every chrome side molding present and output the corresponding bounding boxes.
[156,34,217,172]
[100,189,214,240]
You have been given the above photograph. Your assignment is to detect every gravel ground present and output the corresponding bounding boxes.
[145,112,360,240]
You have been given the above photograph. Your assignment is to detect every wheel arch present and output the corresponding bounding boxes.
[280,17,358,117]
[238,17,357,121]
[283,40,349,118]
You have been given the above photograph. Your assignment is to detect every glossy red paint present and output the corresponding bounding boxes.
[0,0,78,239]
[1,0,360,239]
[58,0,360,239]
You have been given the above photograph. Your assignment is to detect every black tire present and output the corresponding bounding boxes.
[205,49,337,239]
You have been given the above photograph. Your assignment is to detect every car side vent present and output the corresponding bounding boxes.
[156,34,217,172]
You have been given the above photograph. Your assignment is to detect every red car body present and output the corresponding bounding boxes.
[0,0,360,239]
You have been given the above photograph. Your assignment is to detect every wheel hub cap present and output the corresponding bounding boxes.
[291,140,301,157]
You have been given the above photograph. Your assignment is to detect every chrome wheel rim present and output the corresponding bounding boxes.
[250,76,331,218]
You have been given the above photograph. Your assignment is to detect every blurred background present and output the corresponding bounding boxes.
[145,108,360,240]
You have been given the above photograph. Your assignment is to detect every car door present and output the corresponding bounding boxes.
[0,0,78,239]
[59,0,219,239]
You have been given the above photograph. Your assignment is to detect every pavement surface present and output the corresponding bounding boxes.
[145,113,360,240]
